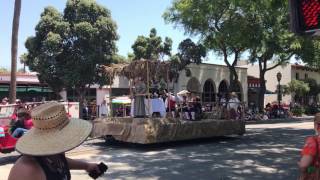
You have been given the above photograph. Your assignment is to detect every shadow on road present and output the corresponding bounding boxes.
[0,155,19,166]
[85,127,313,180]
[1,124,312,180]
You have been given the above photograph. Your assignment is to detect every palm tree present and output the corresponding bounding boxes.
[9,0,21,104]
[20,53,27,73]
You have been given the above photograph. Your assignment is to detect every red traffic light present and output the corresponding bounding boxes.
[290,0,320,34]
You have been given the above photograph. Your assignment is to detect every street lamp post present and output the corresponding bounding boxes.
[276,72,282,109]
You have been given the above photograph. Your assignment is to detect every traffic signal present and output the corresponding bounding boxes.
[290,0,320,35]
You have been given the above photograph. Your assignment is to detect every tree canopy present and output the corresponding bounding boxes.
[131,28,172,61]
[25,0,119,97]
[297,38,320,68]
[177,38,206,65]
[248,0,300,68]
[243,0,301,111]
[163,0,257,90]
[170,38,207,74]
[304,78,320,97]
[286,79,310,99]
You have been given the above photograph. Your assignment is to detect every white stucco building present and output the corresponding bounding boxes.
[246,63,320,105]
[90,63,248,105]
[175,63,248,103]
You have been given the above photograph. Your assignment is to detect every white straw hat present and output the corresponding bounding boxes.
[16,102,92,156]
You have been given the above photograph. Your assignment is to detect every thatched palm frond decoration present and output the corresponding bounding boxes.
[101,59,178,84]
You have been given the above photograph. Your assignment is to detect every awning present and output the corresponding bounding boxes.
[248,87,275,94]
[177,90,190,95]
[0,86,9,91]
[0,85,53,93]
[27,87,42,92]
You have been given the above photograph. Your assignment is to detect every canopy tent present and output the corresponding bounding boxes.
[112,96,131,104]
[177,90,190,96]
[111,96,131,117]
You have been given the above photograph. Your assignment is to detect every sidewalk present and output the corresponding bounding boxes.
[245,115,314,125]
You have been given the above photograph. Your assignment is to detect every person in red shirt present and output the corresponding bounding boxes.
[298,113,320,178]
[166,92,176,118]
[11,108,32,138]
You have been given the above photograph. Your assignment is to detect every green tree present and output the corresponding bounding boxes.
[19,53,28,73]
[112,54,131,64]
[297,38,320,68]
[0,67,9,73]
[304,78,320,101]
[164,0,256,91]
[9,0,22,104]
[286,80,310,104]
[127,53,135,61]
[177,38,206,65]
[246,0,301,112]
[25,0,118,117]
[161,37,173,59]
[170,38,206,74]
[167,39,207,83]
[131,28,172,60]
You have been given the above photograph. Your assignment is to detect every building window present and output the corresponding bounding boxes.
[305,73,308,79]
[296,73,299,80]
[202,80,216,103]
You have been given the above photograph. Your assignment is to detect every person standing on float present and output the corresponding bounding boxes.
[133,77,147,118]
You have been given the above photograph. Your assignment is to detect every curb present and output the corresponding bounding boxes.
[245,116,314,125]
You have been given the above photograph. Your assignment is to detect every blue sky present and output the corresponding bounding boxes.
[0,0,224,70]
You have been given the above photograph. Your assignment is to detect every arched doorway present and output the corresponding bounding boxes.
[218,80,229,100]
[202,79,216,103]
[187,77,201,93]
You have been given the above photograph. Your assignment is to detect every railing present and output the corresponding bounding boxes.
[0,102,80,126]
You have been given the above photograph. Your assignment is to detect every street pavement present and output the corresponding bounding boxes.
[0,120,315,180]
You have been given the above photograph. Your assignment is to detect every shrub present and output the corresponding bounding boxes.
[291,106,305,116]
[304,106,320,115]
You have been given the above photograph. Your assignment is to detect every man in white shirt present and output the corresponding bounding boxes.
[227,92,240,119]
[99,100,108,117]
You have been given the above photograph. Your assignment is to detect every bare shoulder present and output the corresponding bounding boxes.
[8,156,45,180]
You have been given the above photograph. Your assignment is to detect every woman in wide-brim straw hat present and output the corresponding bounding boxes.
[8,102,101,180]
[298,113,320,179]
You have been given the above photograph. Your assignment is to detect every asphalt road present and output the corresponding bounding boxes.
[0,120,314,180]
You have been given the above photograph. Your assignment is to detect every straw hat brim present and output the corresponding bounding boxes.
[16,118,92,156]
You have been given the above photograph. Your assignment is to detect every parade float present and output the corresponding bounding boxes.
[91,60,246,144]
[92,117,245,144]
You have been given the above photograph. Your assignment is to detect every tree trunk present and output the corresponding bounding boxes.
[79,93,84,119]
[229,66,239,92]
[77,86,87,119]
[9,0,21,104]
[258,70,266,112]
